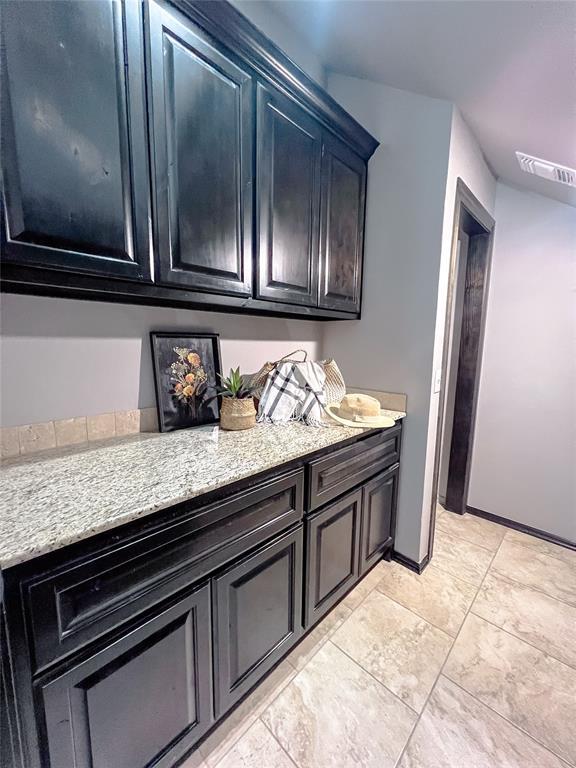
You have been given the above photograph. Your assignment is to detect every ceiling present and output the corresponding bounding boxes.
[268,0,576,206]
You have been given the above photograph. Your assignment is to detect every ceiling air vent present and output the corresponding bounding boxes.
[516,152,576,188]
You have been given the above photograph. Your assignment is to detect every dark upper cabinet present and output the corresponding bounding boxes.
[319,132,367,313]
[256,82,321,306]
[1,0,378,318]
[0,0,151,281]
[212,526,303,717]
[360,465,398,575]
[147,0,253,296]
[40,584,213,768]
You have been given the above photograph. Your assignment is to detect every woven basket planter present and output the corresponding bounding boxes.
[220,397,256,431]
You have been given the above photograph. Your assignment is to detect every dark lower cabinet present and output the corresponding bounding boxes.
[1,0,151,281]
[256,82,321,307]
[40,584,212,768]
[147,0,253,296]
[4,428,400,768]
[212,526,303,717]
[360,465,399,575]
[319,132,366,312]
[304,489,362,629]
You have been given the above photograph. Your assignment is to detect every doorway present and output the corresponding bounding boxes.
[429,180,495,552]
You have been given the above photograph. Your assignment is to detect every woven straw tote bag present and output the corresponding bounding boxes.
[321,359,346,406]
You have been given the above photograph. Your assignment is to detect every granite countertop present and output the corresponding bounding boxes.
[0,413,405,569]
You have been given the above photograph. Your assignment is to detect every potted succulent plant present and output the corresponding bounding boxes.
[217,367,257,430]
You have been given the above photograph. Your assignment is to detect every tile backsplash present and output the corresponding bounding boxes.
[1,407,159,460]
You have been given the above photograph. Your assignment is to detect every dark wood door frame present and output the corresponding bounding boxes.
[428,179,495,556]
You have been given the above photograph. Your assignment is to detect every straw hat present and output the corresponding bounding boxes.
[325,393,396,428]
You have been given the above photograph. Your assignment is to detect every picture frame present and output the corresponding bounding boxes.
[150,332,222,433]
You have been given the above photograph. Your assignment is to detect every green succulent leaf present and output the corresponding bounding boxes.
[217,367,256,399]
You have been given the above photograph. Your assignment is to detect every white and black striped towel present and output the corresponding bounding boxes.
[257,361,327,426]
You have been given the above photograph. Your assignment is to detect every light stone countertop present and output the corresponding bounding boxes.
[0,413,405,569]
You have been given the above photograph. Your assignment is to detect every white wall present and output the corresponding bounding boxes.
[322,73,453,562]
[468,182,576,542]
[0,295,323,427]
[420,108,497,549]
[230,0,325,85]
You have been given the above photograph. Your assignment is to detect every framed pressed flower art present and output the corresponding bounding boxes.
[150,332,223,432]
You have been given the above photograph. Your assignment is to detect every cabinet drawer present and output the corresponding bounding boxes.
[26,470,303,671]
[360,465,398,575]
[307,425,401,510]
[304,489,362,629]
[212,525,303,717]
[40,583,212,768]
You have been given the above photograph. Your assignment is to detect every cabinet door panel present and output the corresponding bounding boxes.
[305,490,362,629]
[1,0,151,280]
[213,527,303,717]
[147,0,252,295]
[360,465,398,574]
[40,585,212,768]
[319,133,366,312]
[256,83,321,306]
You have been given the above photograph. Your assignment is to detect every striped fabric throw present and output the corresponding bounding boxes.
[257,361,327,426]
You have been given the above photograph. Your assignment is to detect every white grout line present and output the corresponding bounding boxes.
[468,608,576,673]
[395,518,576,768]
[207,515,574,768]
[442,675,576,768]
[392,531,495,767]
[329,638,420,716]
[259,718,300,768]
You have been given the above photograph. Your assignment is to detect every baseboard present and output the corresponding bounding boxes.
[466,506,576,551]
[392,550,430,574]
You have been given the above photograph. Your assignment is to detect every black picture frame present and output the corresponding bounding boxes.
[150,332,222,432]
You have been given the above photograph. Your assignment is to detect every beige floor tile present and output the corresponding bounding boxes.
[431,527,494,586]
[505,528,576,568]
[214,720,294,768]
[262,641,416,768]
[342,562,386,610]
[400,676,569,768]
[332,590,452,712]
[444,614,576,765]
[200,660,296,767]
[473,570,576,668]
[376,561,477,637]
[435,509,506,551]
[287,601,351,670]
[491,539,576,607]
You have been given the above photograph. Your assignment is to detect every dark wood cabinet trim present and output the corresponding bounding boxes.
[212,525,303,717]
[38,583,213,768]
[0,0,153,282]
[255,81,321,306]
[359,464,399,574]
[1,264,360,320]
[304,489,362,628]
[169,1,378,160]
[318,132,367,312]
[146,0,253,296]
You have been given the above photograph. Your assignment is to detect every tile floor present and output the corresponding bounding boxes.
[183,506,576,768]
